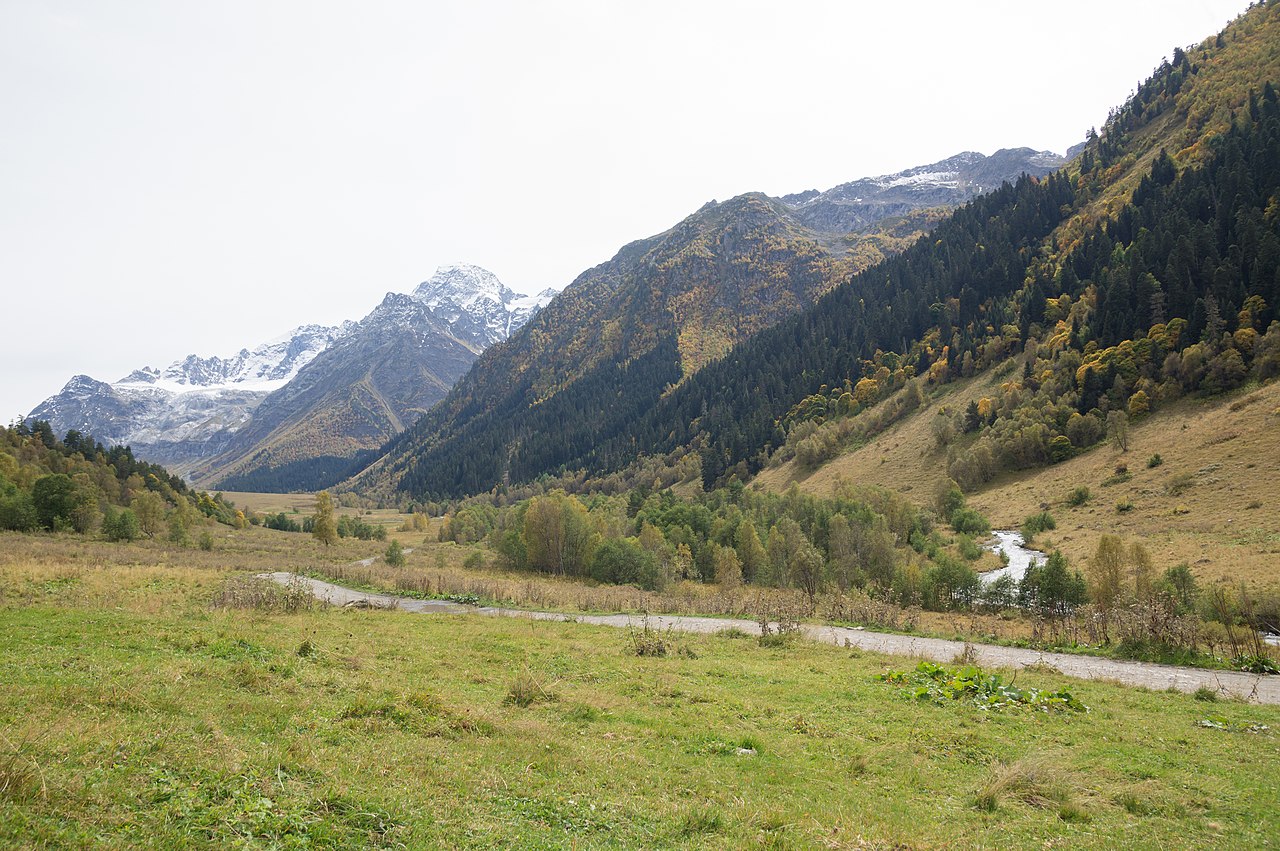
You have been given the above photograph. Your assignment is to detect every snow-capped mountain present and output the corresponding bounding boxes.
[411,264,557,348]
[28,266,554,480]
[117,323,354,392]
[28,323,355,468]
[189,268,554,491]
[779,148,1067,234]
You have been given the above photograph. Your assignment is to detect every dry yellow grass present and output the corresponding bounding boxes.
[966,382,1280,592]
[217,491,321,515]
[754,368,1003,502]
[756,377,1280,592]
[0,524,389,612]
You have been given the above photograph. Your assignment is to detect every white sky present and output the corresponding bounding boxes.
[0,0,1253,419]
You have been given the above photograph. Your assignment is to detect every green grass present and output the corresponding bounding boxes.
[1,571,1279,849]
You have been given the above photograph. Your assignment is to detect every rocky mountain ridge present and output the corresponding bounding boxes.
[29,265,551,480]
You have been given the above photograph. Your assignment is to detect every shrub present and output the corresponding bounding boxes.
[1022,511,1056,538]
[956,534,983,561]
[950,507,991,535]
[1066,486,1091,507]
[590,537,660,590]
[102,507,140,542]
[1146,453,1163,469]
[1116,500,1135,513]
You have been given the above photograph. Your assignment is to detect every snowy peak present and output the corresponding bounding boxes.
[408,264,554,348]
[412,263,515,311]
[779,148,1067,234]
[27,321,357,471]
[118,322,354,393]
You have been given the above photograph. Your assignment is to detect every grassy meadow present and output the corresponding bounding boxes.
[2,532,1279,848]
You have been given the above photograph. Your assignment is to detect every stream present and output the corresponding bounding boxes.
[981,530,1047,585]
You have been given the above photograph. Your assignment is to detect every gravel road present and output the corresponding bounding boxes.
[258,571,1280,704]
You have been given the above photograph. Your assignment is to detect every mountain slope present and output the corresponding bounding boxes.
[361,1,1280,503]
[29,264,551,491]
[28,323,352,469]
[195,266,552,492]
[353,150,1065,500]
[704,3,1280,499]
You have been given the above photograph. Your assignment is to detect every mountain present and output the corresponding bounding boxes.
[348,149,1067,500]
[411,263,558,349]
[29,264,552,490]
[779,148,1066,234]
[359,2,1280,504]
[29,323,353,469]
[191,265,553,492]
[583,3,1280,495]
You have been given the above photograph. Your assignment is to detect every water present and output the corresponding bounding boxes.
[981,530,1047,586]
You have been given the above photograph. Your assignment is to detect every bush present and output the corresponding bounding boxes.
[0,491,38,532]
[950,507,991,535]
[1146,453,1163,469]
[102,507,140,542]
[1066,486,1091,507]
[590,537,659,590]
[956,534,983,561]
[1022,511,1056,537]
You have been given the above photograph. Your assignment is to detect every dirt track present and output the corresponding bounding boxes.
[258,571,1280,704]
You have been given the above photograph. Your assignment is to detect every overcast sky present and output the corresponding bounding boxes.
[0,0,1253,418]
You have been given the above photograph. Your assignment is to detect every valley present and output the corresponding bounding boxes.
[5,2,1280,848]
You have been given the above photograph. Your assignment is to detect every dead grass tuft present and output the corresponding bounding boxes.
[975,752,1077,813]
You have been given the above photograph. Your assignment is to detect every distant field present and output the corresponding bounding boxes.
[216,490,320,516]
[219,491,414,536]
[1,533,1279,848]
[756,376,1280,592]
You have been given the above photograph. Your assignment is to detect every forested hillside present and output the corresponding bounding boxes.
[367,1,1280,502]
[0,421,240,540]
[354,152,1062,500]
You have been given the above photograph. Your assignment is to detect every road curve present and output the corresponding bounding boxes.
[258,571,1280,704]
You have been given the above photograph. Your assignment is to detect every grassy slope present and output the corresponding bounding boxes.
[1,547,1278,849]
[755,375,1280,590]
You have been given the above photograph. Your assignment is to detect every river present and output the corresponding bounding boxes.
[981,529,1047,585]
